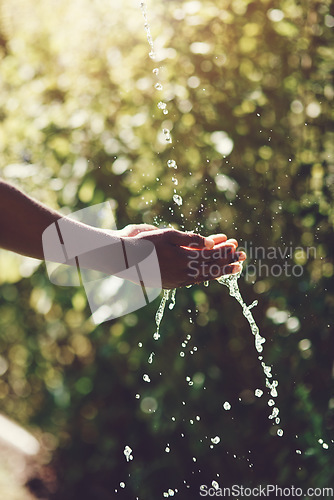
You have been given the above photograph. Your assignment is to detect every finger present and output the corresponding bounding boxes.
[208,233,227,244]
[211,238,238,250]
[235,251,246,261]
[172,231,214,249]
[198,242,237,260]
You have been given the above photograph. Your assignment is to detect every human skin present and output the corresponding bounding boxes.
[0,180,246,289]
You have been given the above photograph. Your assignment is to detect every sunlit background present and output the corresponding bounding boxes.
[0,0,333,498]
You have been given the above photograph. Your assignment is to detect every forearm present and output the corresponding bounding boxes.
[0,180,123,275]
[0,180,61,259]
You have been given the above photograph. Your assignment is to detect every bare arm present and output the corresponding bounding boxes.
[0,180,246,288]
[0,179,61,259]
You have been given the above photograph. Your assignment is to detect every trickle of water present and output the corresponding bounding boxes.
[168,289,177,309]
[218,269,281,427]
[140,2,155,59]
[217,271,271,352]
[173,194,183,206]
[218,271,265,353]
[154,289,171,340]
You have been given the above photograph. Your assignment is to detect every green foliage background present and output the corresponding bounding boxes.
[0,0,333,498]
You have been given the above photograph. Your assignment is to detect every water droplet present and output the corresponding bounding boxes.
[120,482,125,488]
[153,67,159,75]
[158,101,167,110]
[148,352,155,364]
[143,374,151,383]
[124,445,133,462]
[255,389,263,397]
[277,428,284,437]
[173,194,183,206]
[223,401,231,410]
[172,177,178,185]
[155,83,163,90]
[211,436,220,445]
[167,159,177,169]
[212,480,219,490]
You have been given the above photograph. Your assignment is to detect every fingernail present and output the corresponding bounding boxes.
[205,238,215,249]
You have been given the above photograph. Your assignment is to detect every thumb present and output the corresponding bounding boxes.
[171,231,215,249]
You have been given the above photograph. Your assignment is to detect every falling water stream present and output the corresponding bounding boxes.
[132,1,283,496]
[153,271,282,435]
[217,270,282,433]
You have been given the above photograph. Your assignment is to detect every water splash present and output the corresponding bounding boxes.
[218,270,265,353]
[152,288,177,341]
[218,269,281,430]
[168,289,177,310]
[154,289,171,340]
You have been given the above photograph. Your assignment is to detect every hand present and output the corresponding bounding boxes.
[117,223,158,237]
[123,228,246,289]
